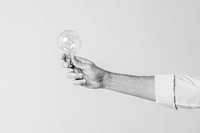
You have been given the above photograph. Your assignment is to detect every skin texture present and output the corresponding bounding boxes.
[62,54,156,102]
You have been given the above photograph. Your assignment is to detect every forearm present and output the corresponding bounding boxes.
[102,72,156,101]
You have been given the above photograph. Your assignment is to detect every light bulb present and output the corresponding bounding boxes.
[57,30,81,57]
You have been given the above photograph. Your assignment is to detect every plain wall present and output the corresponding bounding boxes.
[0,0,200,133]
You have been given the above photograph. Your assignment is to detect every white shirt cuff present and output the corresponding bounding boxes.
[155,74,177,109]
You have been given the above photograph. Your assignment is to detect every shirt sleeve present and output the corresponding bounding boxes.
[155,74,177,109]
[155,74,200,110]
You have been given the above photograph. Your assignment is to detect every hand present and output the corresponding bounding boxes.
[62,54,110,89]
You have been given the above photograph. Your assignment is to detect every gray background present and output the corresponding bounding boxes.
[0,0,200,133]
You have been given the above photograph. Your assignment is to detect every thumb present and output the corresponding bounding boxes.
[71,55,87,69]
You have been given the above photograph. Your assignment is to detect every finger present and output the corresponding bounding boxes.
[62,59,74,68]
[61,54,67,61]
[61,54,66,61]
[61,53,71,62]
[75,56,91,64]
[66,68,74,73]
[71,55,88,69]
[73,79,86,86]
[68,61,74,68]
[67,73,83,79]
[62,61,69,68]
[74,68,82,73]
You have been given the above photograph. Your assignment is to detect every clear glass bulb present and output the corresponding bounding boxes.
[57,30,81,58]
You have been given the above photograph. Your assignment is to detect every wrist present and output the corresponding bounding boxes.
[101,71,112,89]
